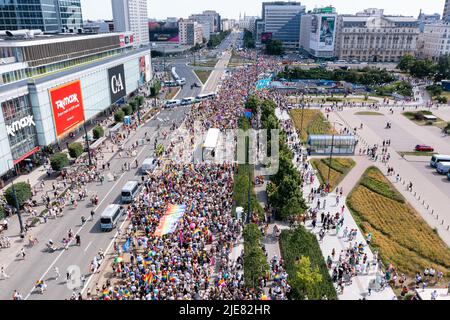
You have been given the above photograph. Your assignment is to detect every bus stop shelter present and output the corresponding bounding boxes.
[307,135,357,156]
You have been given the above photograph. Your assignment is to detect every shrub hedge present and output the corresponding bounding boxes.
[50,152,69,171]
[243,223,269,289]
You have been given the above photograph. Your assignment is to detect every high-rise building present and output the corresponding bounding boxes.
[0,0,83,33]
[261,1,305,49]
[300,7,337,59]
[111,0,150,47]
[444,0,450,21]
[178,19,203,46]
[190,10,221,33]
[335,8,419,62]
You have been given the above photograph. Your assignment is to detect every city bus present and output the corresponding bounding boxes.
[436,161,450,175]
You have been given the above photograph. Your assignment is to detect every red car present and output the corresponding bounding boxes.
[415,145,434,152]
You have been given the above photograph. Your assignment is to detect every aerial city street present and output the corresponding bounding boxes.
[0,0,450,305]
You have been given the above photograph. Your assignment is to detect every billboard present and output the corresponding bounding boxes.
[108,64,127,104]
[139,54,151,84]
[319,16,336,47]
[49,80,85,138]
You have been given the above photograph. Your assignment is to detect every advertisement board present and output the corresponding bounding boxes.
[139,54,152,84]
[108,64,127,104]
[49,80,85,138]
[319,16,336,47]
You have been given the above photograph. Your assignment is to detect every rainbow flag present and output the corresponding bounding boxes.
[155,204,186,237]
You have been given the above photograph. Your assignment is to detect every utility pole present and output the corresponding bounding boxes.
[83,122,93,167]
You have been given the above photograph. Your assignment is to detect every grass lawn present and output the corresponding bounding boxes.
[280,227,337,300]
[290,109,337,142]
[355,111,384,116]
[189,59,218,67]
[311,158,356,191]
[229,52,253,68]
[194,70,212,84]
[402,110,447,129]
[347,166,450,288]
[233,164,265,221]
[398,151,437,157]
[165,87,180,100]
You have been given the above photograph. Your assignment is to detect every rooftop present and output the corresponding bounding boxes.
[0,32,132,47]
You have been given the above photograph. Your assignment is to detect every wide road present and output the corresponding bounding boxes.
[0,32,239,301]
[0,106,190,300]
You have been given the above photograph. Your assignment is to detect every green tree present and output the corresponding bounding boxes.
[245,95,260,114]
[266,39,284,55]
[291,256,323,300]
[4,182,32,208]
[0,206,5,220]
[136,95,145,106]
[128,101,138,113]
[409,59,436,79]
[114,110,125,123]
[68,142,84,159]
[50,153,69,171]
[150,81,161,97]
[436,53,450,81]
[92,125,104,139]
[397,54,415,72]
[122,104,132,116]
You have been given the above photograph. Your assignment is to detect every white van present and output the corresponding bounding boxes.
[100,204,124,231]
[436,161,450,174]
[141,158,157,174]
[176,78,186,85]
[430,154,450,167]
[121,181,141,203]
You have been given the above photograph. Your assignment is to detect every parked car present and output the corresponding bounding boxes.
[415,145,434,152]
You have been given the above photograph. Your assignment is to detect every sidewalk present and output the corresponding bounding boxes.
[0,103,160,270]
[277,107,396,300]
[329,109,450,246]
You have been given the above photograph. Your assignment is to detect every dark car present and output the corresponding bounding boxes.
[415,145,434,152]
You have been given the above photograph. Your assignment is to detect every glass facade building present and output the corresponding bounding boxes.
[307,135,357,156]
[262,1,305,49]
[0,0,83,33]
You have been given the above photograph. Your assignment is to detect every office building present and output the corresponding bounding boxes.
[178,19,203,46]
[0,0,83,33]
[444,0,450,21]
[261,1,305,49]
[300,7,337,59]
[255,19,265,48]
[83,20,115,34]
[111,0,150,47]
[190,10,221,34]
[0,32,152,178]
[335,8,419,62]
[419,22,450,61]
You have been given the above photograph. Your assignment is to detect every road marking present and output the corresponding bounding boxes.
[24,131,157,300]
[84,241,93,253]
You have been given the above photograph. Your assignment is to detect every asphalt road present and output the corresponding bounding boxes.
[0,106,190,300]
[0,31,240,300]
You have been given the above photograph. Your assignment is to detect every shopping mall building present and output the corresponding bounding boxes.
[0,31,152,181]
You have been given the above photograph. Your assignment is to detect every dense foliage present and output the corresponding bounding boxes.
[4,182,32,208]
[243,223,269,288]
[280,227,337,300]
[93,125,105,140]
[265,39,284,56]
[372,81,413,97]
[68,142,84,159]
[243,29,255,49]
[207,30,231,48]
[114,110,125,123]
[397,54,437,79]
[50,152,69,171]
[278,67,396,86]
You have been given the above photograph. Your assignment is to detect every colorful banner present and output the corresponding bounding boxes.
[319,16,336,47]
[154,204,186,237]
[49,80,85,138]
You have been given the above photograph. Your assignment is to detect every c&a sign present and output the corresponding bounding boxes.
[108,64,127,104]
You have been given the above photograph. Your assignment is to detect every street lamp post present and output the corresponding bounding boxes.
[323,120,344,190]
[7,160,24,235]
[83,122,93,167]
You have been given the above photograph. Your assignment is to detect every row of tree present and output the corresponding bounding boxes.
[207,30,232,48]
[398,54,450,81]
[253,97,307,220]
[243,29,255,49]
[114,95,145,123]
[278,66,396,86]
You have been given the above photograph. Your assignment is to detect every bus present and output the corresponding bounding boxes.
[181,97,196,105]
[121,181,141,203]
[100,204,124,231]
[196,92,216,101]
[436,161,450,174]
[430,154,450,167]
[165,99,180,108]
